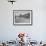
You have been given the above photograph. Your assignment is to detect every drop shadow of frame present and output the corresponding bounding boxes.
[13,10,33,26]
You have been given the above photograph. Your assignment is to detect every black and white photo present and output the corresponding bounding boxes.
[13,10,32,25]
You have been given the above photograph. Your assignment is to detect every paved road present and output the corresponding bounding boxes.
[15,17,30,23]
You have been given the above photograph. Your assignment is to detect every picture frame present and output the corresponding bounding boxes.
[13,10,33,26]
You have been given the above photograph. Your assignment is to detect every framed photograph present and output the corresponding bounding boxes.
[13,10,32,25]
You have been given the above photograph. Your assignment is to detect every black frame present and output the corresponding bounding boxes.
[13,10,33,26]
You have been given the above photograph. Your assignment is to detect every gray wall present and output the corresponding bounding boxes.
[0,0,46,41]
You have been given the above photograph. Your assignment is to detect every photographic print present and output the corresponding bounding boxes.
[13,10,32,25]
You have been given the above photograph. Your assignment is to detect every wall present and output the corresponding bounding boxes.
[0,0,46,42]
